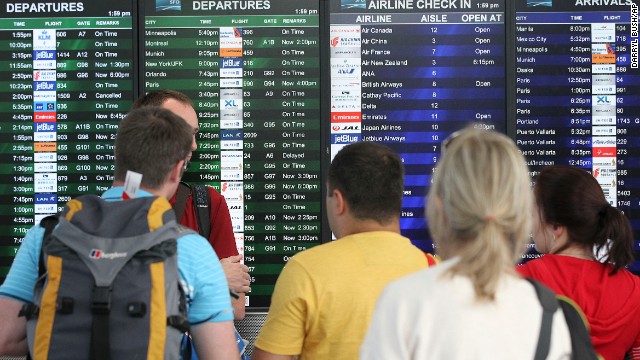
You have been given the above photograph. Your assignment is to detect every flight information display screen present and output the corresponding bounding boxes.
[330,0,506,251]
[0,0,135,280]
[142,0,322,308]
[513,0,640,271]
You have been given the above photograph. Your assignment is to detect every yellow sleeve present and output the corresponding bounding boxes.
[254,257,314,355]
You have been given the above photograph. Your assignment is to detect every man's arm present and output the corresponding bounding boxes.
[221,255,250,320]
[232,293,246,320]
[191,321,239,360]
[251,347,296,360]
[0,297,28,355]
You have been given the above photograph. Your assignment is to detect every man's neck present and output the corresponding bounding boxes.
[112,181,172,199]
[337,218,401,238]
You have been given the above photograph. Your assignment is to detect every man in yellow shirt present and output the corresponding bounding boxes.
[252,142,434,360]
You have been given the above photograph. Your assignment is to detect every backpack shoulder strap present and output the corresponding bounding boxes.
[192,184,211,239]
[526,278,558,360]
[557,295,599,360]
[38,214,60,277]
[173,181,192,224]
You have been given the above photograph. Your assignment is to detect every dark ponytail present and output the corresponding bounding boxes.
[594,204,634,273]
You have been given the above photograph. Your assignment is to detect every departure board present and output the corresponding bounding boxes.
[143,1,322,308]
[0,0,135,280]
[330,0,506,251]
[513,0,640,271]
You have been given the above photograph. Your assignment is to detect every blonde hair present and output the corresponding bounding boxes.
[426,127,532,301]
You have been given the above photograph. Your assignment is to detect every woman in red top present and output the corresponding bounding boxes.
[517,165,640,360]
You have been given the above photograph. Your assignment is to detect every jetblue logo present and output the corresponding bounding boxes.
[36,122,55,132]
[332,134,361,144]
[34,50,55,60]
[221,58,241,68]
[35,81,55,91]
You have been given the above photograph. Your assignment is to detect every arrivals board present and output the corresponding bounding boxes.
[330,0,507,252]
[513,0,640,270]
[0,0,136,279]
[142,0,323,308]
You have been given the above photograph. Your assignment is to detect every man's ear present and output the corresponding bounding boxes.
[332,189,347,216]
[168,160,184,184]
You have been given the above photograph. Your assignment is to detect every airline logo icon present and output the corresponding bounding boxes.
[330,47,360,58]
[330,36,361,47]
[33,91,56,102]
[221,58,242,68]
[34,162,57,172]
[34,81,56,91]
[221,88,242,97]
[592,85,615,94]
[331,122,361,134]
[221,181,243,202]
[592,43,615,54]
[592,64,616,74]
[332,133,361,144]
[33,29,56,50]
[592,136,616,146]
[593,95,615,105]
[35,194,57,204]
[331,112,361,122]
[34,142,57,152]
[220,109,242,119]
[592,74,615,85]
[220,140,243,150]
[34,152,56,162]
[593,167,616,179]
[220,27,242,38]
[221,120,243,129]
[35,122,55,132]
[330,26,361,36]
[221,98,242,110]
[220,68,242,77]
[34,112,56,122]
[221,130,243,140]
[33,70,56,81]
[592,157,616,167]
[220,79,242,88]
[591,23,615,42]
[34,50,55,60]
[34,102,56,112]
[34,172,57,192]
[592,126,615,136]
[592,115,616,125]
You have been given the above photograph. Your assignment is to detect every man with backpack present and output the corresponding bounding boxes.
[132,90,250,320]
[0,107,239,359]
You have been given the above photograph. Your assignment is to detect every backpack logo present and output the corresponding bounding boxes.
[89,249,127,260]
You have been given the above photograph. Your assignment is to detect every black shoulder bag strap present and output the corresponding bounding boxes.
[526,278,558,360]
[557,297,599,360]
[192,184,211,239]
[23,215,59,360]
[173,181,192,223]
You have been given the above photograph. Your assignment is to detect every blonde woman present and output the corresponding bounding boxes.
[361,128,575,359]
